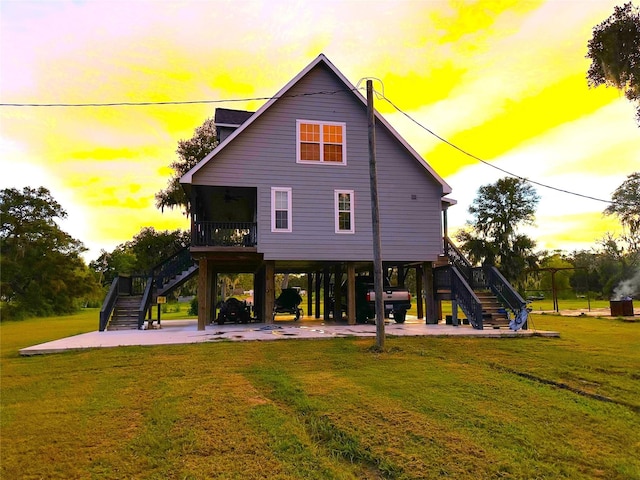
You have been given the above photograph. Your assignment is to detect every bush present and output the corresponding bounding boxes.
[188,297,198,316]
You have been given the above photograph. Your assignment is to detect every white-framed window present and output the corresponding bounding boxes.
[271,187,292,232]
[297,120,346,165]
[335,190,354,234]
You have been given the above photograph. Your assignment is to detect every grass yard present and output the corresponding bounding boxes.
[1,312,639,479]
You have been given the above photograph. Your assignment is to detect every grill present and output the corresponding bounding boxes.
[610,299,634,317]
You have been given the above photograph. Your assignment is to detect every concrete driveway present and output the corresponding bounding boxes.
[19,317,559,356]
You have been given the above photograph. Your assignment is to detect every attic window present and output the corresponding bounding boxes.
[297,120,346,164]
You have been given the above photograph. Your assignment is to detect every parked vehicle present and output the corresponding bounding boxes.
[331,276,412,323]
[216,297,252,325]
[273,288,304,320]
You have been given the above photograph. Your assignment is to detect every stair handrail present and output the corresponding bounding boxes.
[443,265,484,329]
[444,236,474,285]
[484,266,527,319]
[99,277,119,331]
[137,275,155,329]
[152,247,196,291]
[451,267,484,329]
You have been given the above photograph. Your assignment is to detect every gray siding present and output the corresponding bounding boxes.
[192,64,444,262]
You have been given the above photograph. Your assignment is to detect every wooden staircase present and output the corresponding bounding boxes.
[100,247,199,331]
[155,264,198,298]
[434,237,527,330]
[475,290,510,328]
[107,295,143,330]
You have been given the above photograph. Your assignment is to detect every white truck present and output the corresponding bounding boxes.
[357,278,412,323]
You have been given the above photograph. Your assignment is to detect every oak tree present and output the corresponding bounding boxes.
[1,187,99,318]
[155,117,217,215]
[456,177,539,285]
[587,2,640,124]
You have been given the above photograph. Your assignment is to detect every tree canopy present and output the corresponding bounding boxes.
[155,117,217,215]
[587,2,640,124]
[1,187,100,319]
[90,227,190,287]
[456,177,539,285]
[604,171,640,244]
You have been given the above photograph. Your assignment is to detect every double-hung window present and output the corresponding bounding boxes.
[271,187,292,232]
[297,120,346,164]
[335,190,354,234]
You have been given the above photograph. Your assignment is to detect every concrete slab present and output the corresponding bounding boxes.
[19,317,559,356]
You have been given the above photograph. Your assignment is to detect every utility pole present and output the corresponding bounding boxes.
[367,80,385,350]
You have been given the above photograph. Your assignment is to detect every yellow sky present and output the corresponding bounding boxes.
[1,0,638,261]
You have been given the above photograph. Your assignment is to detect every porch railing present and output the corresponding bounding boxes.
[192,222,257,247]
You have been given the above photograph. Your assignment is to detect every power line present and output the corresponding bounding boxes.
[377,92,618,205]
[0,89,355,107]
[0,86,628,206]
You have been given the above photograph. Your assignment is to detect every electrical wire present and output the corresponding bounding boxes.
[1,85,631,207]
[376,91,620,205]
[0,89,356,107]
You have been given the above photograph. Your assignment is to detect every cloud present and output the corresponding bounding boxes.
[1,0,636,261]
[444,98,639,251]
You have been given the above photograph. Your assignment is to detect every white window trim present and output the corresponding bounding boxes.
[335,189,355,234]
[296,119,347,165]
[271,187,292,233]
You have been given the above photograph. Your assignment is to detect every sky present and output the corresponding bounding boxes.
[1,0,638,262]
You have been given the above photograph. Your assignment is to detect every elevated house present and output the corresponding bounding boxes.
[100,54,527,332]
[181,54,455,330]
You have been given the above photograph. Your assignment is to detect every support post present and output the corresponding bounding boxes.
[452,300,459,326]
[307,272,313,317]
[347,262,356,325]
[424,262,437,324]
[264,261,275,323]
[254,266,264,321]
[315,270,322,319]
[416,265,424,319]
[323,267,331,321]
[334,263,343,321]
[197,258,209,331]
[367,79,385,349]
[210,268,217,324]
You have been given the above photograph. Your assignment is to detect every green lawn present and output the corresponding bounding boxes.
[1,311,639,479]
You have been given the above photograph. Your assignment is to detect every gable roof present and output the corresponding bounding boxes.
[181,54,452,195]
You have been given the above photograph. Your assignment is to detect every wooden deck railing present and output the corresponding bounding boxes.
[192,222,257,247]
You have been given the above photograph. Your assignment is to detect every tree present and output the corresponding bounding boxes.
[125,227,190,273]
[569,250,604,297]
[89,247,137,287]
[455,177,540,285]
[596,233,638,297]
[596,172,640,297]
[90,227,190,286]
[538,252,574,300]
[155,117,217,215]
[604,171,640,245]
[1,187,100,319]
[587,2,640,124]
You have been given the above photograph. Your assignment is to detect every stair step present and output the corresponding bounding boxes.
[107,295,144,330]
[482,313,511,329]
